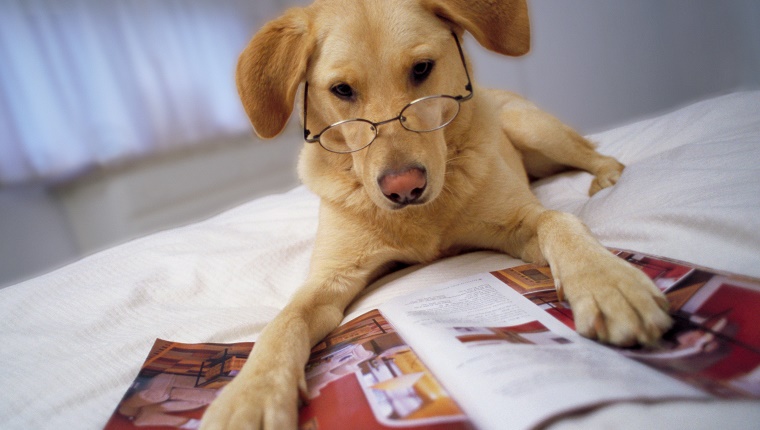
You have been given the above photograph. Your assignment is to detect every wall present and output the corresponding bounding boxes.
[0,184,80,287]
[54,132,302,255]
[468,0,760,133]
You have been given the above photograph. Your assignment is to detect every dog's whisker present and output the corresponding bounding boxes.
[446,155,474,164]
[446,156,474,167]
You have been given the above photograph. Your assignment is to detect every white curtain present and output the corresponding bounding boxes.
[0,0,295,184]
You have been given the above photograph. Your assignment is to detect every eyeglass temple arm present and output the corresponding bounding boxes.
[452,32,473,95]
[303,81,312,140]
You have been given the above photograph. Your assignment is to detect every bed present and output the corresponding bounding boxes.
[2,90,759,429]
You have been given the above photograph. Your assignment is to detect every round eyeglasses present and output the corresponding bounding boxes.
[307,93,470,153]
[303,32,473,154]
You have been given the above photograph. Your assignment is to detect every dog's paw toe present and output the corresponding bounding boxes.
[575,296,671,347]
[589,160,625,196]
[567,258,672,347]
[200,372,299,430]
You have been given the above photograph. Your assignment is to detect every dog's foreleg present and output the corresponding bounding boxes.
[491,202,672,346]
[534,209,672,345]
[200,254,390,430]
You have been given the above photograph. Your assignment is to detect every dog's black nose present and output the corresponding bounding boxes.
[378,167,427,205]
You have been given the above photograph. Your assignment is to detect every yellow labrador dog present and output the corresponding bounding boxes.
[201,0,672,428]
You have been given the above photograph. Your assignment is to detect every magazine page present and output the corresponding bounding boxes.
[104,310,474,430]
[379,272,707,430]
[493,249,760,398]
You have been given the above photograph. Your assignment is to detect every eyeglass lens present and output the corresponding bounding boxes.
[318,96,461,153]
[319,120,377,153]
[400,96,460,132]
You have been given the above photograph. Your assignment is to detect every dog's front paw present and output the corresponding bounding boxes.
[589,159,625,196]
[562,255,672,346]
[200,365,302,430]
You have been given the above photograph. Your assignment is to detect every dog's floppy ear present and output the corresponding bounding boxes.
[421,0,530,56]
[236,8,314,139]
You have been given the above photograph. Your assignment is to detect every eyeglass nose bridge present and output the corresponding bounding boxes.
[338,112,421,153]
[371,115,405,138]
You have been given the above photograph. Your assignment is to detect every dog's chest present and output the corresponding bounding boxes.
[377,212,476,264]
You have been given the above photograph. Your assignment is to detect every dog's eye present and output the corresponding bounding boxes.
[330,83,354,99]
[411,61,434,84]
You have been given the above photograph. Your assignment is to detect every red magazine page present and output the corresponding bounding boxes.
[491,249,760,398]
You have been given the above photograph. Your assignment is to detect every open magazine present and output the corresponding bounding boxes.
[104,249,760,430]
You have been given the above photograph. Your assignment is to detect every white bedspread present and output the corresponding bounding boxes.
[1,91,759,429]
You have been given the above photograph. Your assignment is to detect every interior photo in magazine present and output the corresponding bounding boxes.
[300,310,472,430]
[104,340,253,429]
[452,321,571,347]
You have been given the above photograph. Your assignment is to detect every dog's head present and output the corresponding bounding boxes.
[237,0,530,211]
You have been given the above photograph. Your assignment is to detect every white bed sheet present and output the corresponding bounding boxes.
[1,91,759,429]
